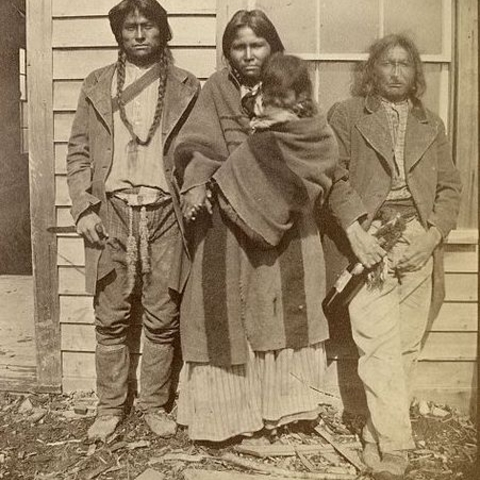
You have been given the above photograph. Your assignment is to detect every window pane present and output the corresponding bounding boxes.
[384,0,444,55]
[21,101,29,128]
[19,74,27,101]
[422,63,442,116]
[255,0,319,53]
[316,62,356,112]
[320,0,379,53]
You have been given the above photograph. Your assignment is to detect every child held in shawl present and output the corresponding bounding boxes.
[243,53,318,132]
[213,53,336,247]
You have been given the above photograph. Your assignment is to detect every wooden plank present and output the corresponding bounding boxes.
[419,332,477,361]
[58,236,85,266]
[60,295,94,324]
[234,443,354,458]
[325,358,477,391]
[62,323,96,352]
[63,351,95,379]
[59,266,87,295]
[52,0,217,16]
[55,174,71,206]
[444,273,478,301]
[0,364,38,394]
[63,351,141,382]
[53,17,216,48]
[57,206,75,227]
[433,302,477,332]
[313,426,364,472]
[53,48,216,80]
[328,331,478,361]
[455,0,478,229]
[62,323,143,352]
[447,229,478,245]
[183,469,334,480]
[412,361,477,389]
[55,143,68,173]
[443,244,478,273]
[324,359,477,416]
[54,81,82,111]
[63,376,96,393]
[26,0,62,390]
[54,112,74,143]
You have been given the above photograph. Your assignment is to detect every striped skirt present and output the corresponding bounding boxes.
[177,342,326,442]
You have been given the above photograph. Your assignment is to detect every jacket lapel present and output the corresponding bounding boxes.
[84,64,116,134]
[355,96,395,173]
[162,67,198,149]
[404,110,437,172]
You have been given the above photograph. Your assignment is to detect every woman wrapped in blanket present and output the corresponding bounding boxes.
[173,10,343,443]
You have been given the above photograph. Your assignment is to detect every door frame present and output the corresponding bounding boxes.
[26,0,61,392]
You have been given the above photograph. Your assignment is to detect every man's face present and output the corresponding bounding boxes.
[374,45,416,102]
[121,10,163,66]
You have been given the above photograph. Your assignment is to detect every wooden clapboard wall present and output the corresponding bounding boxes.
[51,0,217,391]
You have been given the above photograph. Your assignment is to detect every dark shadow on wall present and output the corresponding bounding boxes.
[0,0,31,275]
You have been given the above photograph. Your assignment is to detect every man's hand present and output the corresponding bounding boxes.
[346,220,386,268]
[181,184,213,221]
[76,211,108,246]
[396,227,441,272]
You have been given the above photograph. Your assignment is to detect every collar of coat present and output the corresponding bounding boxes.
[82,60,198,145]
[358,94,437,173]
[364,94,428,123]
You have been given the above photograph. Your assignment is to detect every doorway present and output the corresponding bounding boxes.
[0,0,36,390]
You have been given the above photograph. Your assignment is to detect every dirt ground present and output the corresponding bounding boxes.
[0,391,477,480]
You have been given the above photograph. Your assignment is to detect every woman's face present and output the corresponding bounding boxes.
[228,26,271,86]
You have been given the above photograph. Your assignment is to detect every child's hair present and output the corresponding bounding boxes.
[261,53,317,117]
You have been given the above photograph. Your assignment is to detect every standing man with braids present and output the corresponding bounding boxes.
[66,0,199,441]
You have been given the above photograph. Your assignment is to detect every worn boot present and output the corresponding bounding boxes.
[89,344,130,441]
[144,409,177,437]
[374,451,409,480]
[88,415,122,442]
[362,442,382,470]
[140,339,177,437]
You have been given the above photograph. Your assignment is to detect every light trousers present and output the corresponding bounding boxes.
[349,218,433,453]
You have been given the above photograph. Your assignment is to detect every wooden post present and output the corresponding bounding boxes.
[454,0,478,228]
[26,0,61,392]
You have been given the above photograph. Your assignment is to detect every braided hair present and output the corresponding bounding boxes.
[115,48,169,147]
[110,0,171,146]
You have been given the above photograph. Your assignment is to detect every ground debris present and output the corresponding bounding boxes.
[134,468,165,480]
[0,391,476,480]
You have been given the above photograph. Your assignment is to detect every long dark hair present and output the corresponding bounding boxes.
[351,34,426,99]
[222,9,284,62]
[108,0,172,47]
